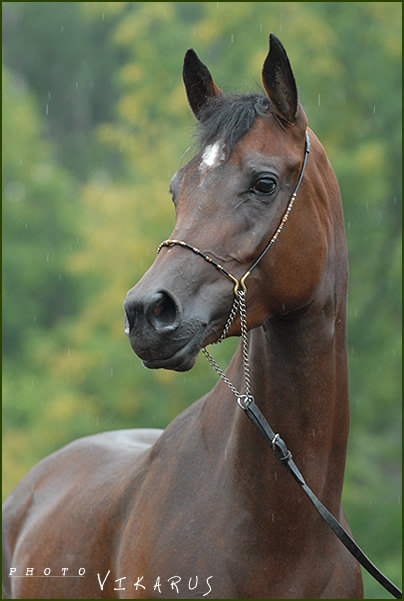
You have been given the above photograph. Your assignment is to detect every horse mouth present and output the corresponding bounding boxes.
[128,322,206,372]
[141,336,202,371]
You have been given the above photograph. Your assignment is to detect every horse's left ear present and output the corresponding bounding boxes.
[183,49,222,120]
[262,34,299,124]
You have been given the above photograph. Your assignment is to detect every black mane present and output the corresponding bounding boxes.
[196,93,271,156]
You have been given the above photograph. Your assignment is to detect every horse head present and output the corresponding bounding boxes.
[124,34,333,372]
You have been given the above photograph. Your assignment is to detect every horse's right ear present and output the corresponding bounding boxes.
[182,49,222,120]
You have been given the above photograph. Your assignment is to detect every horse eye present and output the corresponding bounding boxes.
[251,177,277,196]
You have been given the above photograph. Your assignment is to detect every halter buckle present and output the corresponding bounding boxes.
[271,433,292,461]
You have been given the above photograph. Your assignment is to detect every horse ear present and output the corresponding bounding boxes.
[262,34,298,124]
[183,49,222,119]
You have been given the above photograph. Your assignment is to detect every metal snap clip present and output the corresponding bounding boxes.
[237,394,253,410]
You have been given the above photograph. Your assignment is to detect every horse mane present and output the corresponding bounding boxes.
[195,93,271,156]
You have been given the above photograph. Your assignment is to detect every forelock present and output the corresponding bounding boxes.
[195,93,271,156]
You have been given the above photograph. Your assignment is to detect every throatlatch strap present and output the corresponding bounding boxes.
[243,400,402,600]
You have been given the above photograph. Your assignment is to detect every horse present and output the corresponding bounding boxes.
[2,34,364,599]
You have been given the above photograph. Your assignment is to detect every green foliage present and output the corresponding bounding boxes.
[2,68,81,358]
[2,3,401,598]
[2,2,125,179]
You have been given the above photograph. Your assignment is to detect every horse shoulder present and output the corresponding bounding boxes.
[2,429,162,576]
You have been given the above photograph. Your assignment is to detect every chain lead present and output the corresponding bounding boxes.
[216,296,239,343]
[201,288,253,409]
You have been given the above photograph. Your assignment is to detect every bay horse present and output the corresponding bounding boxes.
[3,35,364,599]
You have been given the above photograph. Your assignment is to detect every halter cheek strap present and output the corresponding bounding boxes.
[157,131,310,298]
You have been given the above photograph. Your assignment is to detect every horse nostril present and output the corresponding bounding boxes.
[123,290,181,336]
[146,291,180,331]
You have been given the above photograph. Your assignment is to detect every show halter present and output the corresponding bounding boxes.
[158,132,310,298]
[157,131,401,599]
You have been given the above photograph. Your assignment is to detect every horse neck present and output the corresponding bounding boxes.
[214,258,349,521]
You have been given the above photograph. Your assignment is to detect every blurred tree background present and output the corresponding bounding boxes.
[2,2,401,597]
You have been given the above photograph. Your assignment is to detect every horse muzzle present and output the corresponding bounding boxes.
[123,288,206,371]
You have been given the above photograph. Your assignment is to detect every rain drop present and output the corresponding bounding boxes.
[124,314,130,336]
[5,180,25,203]
[318,94,321,106]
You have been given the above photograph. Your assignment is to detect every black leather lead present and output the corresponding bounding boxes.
[243,399,402,599]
